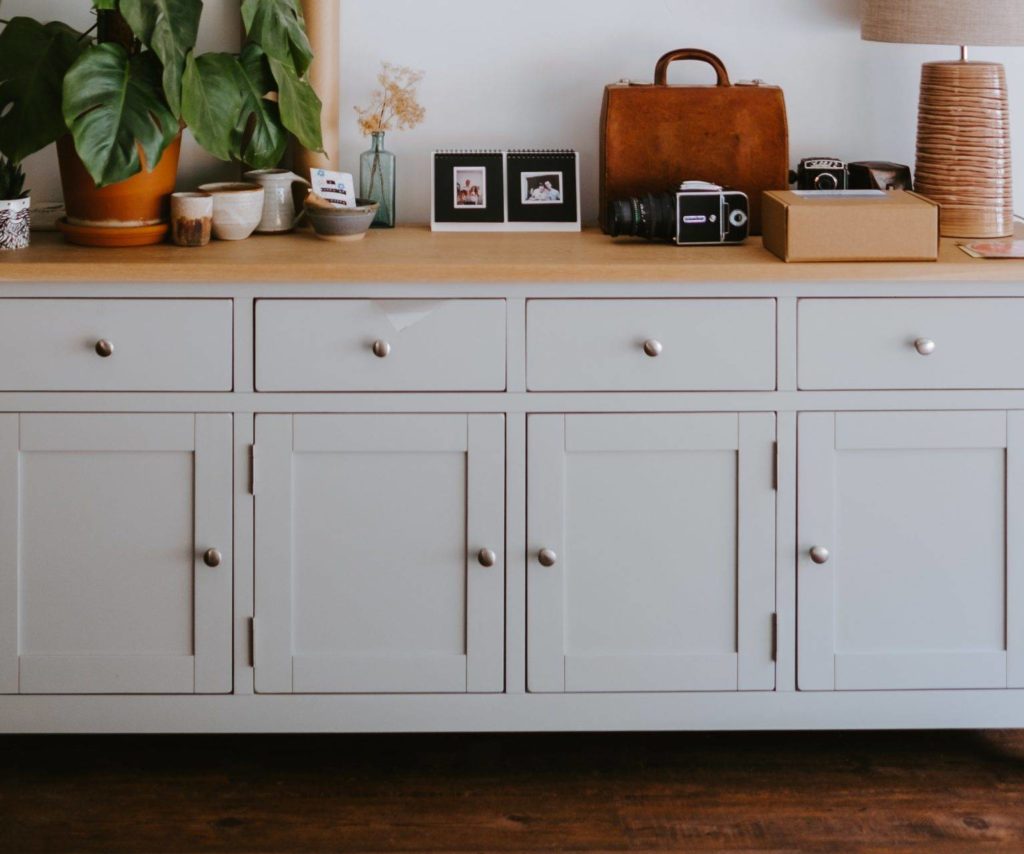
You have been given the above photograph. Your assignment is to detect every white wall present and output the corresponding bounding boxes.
[10,0,1024,224]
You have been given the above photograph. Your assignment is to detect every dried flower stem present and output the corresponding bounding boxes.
[355,62,426,136]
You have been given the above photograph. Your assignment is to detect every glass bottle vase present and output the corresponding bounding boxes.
[360,132,396,228]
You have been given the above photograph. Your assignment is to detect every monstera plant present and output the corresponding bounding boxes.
[0,0,322,233]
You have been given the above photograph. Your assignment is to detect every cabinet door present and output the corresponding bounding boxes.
[798,411,1024,691]
[0,413,233,694]
[254,414,504,694]
[528,413,776,693]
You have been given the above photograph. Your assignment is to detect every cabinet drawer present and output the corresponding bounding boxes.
[799,298,1024,390]
[0,299,233,391]
[527,299,776,391]
[256,299,507,391]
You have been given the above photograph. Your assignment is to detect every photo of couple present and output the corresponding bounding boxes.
[522,172,564,205]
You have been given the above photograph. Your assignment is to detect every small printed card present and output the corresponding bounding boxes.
[959,240,1024,259]
[311,168,357,208]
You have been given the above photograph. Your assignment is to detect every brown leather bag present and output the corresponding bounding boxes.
[600,49,789,235]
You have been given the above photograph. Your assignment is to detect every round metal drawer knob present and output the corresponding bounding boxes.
[809,546,831,565]
[643,339,664,358]
[914,338,936,356]
[477,548,497,568]
[538,548,558,568]
[95,339,115,358]
[203,548,223,568]
[372,339,391,359]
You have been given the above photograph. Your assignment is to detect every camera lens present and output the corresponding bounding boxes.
[607,199,640,238]
[729,208,748,228]
[607,193,677,241]
[814,173,839,191]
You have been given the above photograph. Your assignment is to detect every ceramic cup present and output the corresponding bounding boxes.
[197,182,265,241]
[0,196,31,251]
[243,169,311,233]
[170,192,213,247]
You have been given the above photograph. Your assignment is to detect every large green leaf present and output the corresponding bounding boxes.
[119,0,202,118]
[268,55,323,155]
[240,0,313,77]
[0,17,86,163]
[62,44,179,187]
[239,41,276,98]
[92,1,118,9]
[181,51,287,168]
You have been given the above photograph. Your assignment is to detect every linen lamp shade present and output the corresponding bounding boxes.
[862,0,1024,238]
[862,0,1024,47]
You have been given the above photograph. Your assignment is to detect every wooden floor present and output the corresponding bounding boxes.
[3,730,1024,852]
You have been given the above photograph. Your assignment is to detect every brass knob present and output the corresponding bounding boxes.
[95,339,114,358]
[203,548,222,568]
[538,548,558,567]
[809,546,831,565]
[643,339,663,358]
[915,338,936,356]
[372,339,391,358]
[477,548,497,568]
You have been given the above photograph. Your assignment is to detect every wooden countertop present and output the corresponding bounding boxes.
[1,226,1022,284]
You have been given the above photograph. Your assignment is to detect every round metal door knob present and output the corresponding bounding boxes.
[914,338,937,356]
[538,548,558,567]
[203,548,223,568]
[809,546,831,565]
[643,339,664,358]
[94,339,115,358]
[477,548,497,568]
[372,339,391,358]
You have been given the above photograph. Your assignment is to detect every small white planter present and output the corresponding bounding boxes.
[0,196,30,251]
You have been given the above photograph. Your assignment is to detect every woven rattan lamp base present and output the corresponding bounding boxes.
[915,61,1014,239]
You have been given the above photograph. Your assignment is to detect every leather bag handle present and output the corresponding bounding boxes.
[654,49,732,87]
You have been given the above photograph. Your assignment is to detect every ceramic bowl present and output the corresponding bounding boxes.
[197,182,265,241]
[304,197,379,242]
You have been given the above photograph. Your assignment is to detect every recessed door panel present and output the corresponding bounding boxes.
[528,413,776,693]
[0,413,233,694]
[254,414,505,694]
[798,411,1023,690]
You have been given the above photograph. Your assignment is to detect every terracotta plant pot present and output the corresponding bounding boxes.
[57,133,182,228]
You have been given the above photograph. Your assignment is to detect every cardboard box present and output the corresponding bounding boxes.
[761,190,940,262]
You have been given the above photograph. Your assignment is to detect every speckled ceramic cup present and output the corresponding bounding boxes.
[197,182,264,241]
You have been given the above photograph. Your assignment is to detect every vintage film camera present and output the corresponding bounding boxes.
[791,157,848,191]
[607,181,749,245]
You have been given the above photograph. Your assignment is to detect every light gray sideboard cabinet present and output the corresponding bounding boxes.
[3,230,1024,732]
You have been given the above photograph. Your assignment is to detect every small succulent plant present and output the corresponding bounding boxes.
[0,158,28,201]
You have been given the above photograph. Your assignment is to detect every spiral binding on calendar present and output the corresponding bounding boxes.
[433,149,504,156]
[507,149,576,157]
[434,149,577,157]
